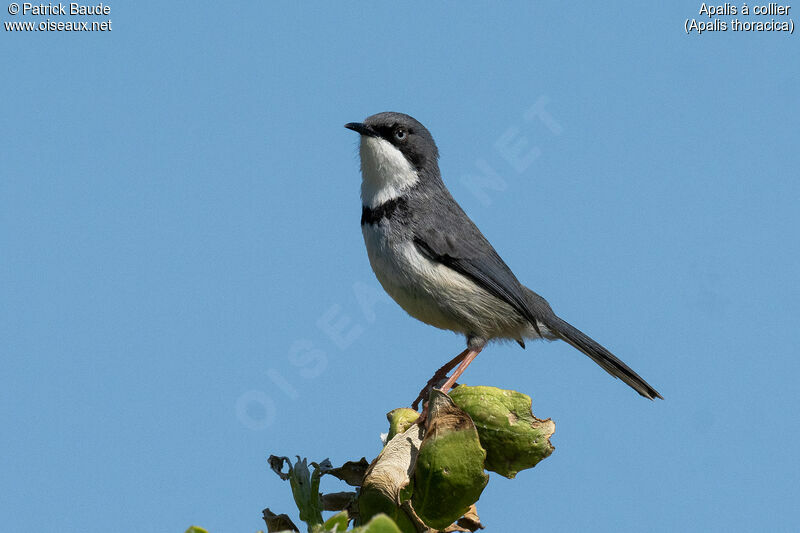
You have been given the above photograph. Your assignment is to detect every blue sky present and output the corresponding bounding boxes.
[2,2,798,532]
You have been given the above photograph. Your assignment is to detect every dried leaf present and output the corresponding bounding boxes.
[269,455,292,481]
[359,424,424,532]
[321,491,356,511]
[262,508,300,533]
[311,458,334,471]
[456,505,484,531]
[323,457,370,487]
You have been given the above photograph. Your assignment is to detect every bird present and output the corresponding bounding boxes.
[344,112,662,409]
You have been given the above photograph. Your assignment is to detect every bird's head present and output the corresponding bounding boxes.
[345,112,440,207]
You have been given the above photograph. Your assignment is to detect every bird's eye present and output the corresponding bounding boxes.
[394,129,407,141]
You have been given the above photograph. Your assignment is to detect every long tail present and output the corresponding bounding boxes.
[542,314,663,400]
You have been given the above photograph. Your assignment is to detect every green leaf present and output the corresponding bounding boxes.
[385,408,419,442]
[450,385,555,478]
[412,390,489,530]
[268,456,325,529]
[184,527,208,533]
[319,510,349,532]
[350,514,404,533]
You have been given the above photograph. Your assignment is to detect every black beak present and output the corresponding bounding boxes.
[344,122,378,137]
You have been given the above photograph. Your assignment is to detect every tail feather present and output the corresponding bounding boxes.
[542,315,663,400]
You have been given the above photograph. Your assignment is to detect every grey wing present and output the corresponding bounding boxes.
[412,220,546,336]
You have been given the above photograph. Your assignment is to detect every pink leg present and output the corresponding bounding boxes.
[438,346,483,394]
[412,348,470,410]
[414,345,485,427]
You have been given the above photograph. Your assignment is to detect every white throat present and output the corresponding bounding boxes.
[358,136,420,208]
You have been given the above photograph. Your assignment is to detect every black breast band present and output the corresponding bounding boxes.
[361,197,409,225]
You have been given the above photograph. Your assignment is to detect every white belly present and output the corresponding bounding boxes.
[361,223,530,339]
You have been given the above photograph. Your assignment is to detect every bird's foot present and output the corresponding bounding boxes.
[411,375,451,411]
[411,348,470,410]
